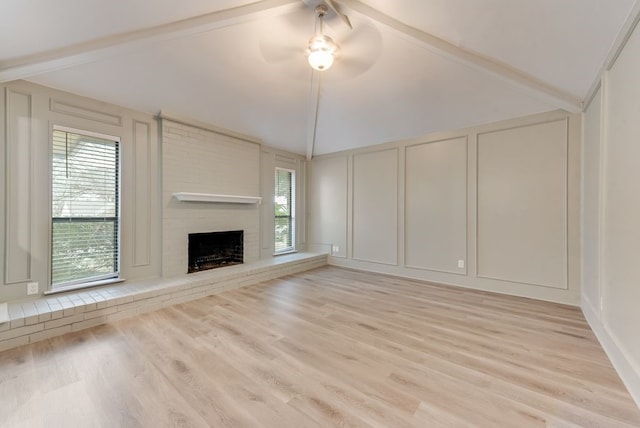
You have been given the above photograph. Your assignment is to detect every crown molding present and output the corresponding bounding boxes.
[583,0,640,110]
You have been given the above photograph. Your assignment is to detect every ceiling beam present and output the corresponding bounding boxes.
[0,0,302,83]
[583,0,640,110]
[340,0,583,113]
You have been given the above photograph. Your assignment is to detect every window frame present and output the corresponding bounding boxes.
[49,125,122,292]
[274,167,296,254]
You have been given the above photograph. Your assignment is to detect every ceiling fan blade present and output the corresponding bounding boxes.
[325,0,352,29]
[327,22,382,80]
[257,8,311,67]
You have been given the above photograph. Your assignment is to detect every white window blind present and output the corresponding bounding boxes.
[51,128,120,288]
[275,168,295,253]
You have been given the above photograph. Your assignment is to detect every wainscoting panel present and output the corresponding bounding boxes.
[49,98,122,126]
[4,88,32,284]
[477,119,568,289]
[133,120,152,267]
[308,156,348,258]
[405,137,467,274]
[352,149,398,265]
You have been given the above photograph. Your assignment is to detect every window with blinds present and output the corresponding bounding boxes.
[51,128,120,288]
[275,168,295,253]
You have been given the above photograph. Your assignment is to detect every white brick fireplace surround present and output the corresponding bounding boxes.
[0,253,327,352]
[161,118,262,277]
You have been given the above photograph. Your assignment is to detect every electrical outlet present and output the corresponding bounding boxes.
[457,259,465,269]
[27,282,39,295]
[332,245,340,253]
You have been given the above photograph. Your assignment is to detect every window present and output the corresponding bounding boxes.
[275,168,295,253]
[51,127,120,289]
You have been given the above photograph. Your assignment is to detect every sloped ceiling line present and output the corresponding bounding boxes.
[306,71,323,160]
[338,0,582,113]
[0,0,302,83]
[584,0,640,108]
[2,0,583,114]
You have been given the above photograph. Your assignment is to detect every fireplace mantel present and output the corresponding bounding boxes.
[173,192,262,204]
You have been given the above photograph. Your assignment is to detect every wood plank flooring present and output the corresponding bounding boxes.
[1,266,639,427]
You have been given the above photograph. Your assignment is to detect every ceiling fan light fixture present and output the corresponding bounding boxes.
[307,34,336,71]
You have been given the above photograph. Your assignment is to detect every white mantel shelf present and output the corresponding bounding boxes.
[173,192,262,205]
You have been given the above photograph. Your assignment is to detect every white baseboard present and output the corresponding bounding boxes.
[0,303,7,324]
[582,296,640,409]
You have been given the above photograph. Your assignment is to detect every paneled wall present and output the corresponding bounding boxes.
[0,82,307,302]
[0,80,160,302]
[477,120,568,288]
[308,110,581,305]
[582,18,640,407]
[307,156,348,257]
[405,137,467,274]
[352,149,398,265]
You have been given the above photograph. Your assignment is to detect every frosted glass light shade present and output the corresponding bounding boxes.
[307,35,336,71]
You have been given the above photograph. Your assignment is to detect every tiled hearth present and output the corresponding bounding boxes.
[0,253,327,352]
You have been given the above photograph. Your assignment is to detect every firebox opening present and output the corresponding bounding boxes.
[188,230,243,273]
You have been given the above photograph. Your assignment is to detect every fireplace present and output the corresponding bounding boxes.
[188,230,243,273]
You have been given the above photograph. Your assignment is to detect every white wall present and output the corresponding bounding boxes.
[477,120,568,288]
[405,137,467,274]
[0,80,161,302]
[582,18,640,407]
[307,156,348,256]
[0,82,306,302]
[308,110,581,305]
[352,149,398,265]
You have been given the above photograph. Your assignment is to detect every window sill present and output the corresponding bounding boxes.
[273,250,297,256]
[44,277,126,296]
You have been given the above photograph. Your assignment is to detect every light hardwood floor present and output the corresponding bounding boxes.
[1,266,639,427]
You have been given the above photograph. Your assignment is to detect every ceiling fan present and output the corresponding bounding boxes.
[306,0,384,158]
[260,0,382,158]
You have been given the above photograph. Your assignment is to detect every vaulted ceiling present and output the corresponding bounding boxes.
[1,0,636,156]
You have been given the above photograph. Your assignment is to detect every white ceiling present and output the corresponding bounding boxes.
[0,0,636,156]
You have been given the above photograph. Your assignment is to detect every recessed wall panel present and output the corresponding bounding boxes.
[477,120,567,288]
[308,156,347,257]
[602,21,640,369]
[133,120,151,267]
[4,89,32,283]
[582,89,602,311]
[405,137,467,273]
[353,149,398,265]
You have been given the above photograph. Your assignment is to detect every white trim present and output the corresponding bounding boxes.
[0,303,8,324]
[582,296,640,409]
[173,192,262,204]
[49,126,122,292]
[275,167,296,252]
[0,0,301,83]
[52,124,120,143]
[273,250,297,256]
[583,1,640,110]
[339,0,582,113]
[158,111,262,145]
[44,277,125,295]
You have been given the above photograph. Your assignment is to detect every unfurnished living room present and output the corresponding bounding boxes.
[1,0,640,426]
